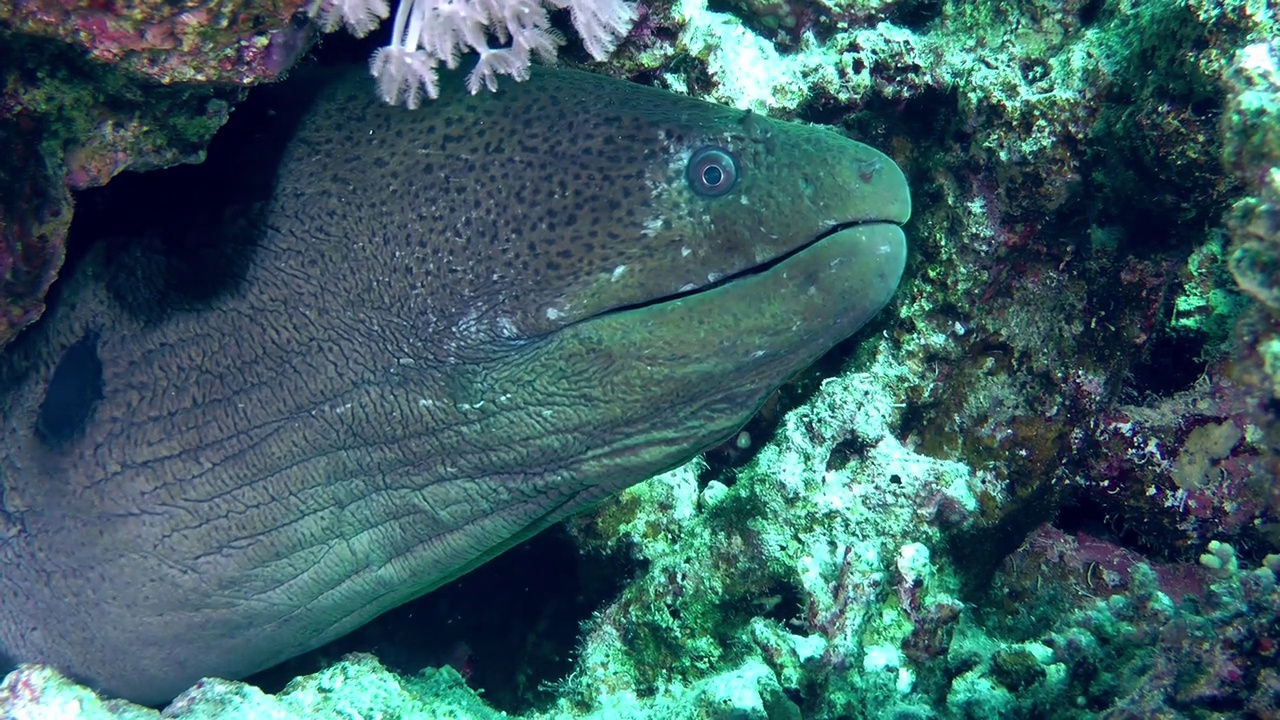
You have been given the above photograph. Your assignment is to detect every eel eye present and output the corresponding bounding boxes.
[686,147,739,197]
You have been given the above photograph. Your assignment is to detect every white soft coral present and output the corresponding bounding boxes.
[309,0,390,37]
[369,46,441,108]
[311,0,636,106]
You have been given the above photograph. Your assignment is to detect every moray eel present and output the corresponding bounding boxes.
[0,67,909,704]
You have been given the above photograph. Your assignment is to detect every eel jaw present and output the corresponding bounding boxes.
[597,216,908,318]
[528,214,907,495]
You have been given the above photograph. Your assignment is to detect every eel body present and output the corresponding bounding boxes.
[0,67,909,703]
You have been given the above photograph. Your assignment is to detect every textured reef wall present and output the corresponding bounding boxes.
[0,0,306,348]
[4,0,1280,718]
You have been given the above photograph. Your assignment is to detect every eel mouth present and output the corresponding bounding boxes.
[722,217,904,288]
[605,217,907,316]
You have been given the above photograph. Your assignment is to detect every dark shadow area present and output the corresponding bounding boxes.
[247,525,625,713]
[1078,0,1105,26]
[944,479,1061,600]
[74,79,319,221]
[1053,493,1154,554]
[893,0,943,31]
[1123,333,1209,399]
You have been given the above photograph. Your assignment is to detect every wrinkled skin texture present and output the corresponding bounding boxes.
[0,67,909,704]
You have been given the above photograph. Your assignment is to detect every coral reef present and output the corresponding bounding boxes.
[0,0,307,85]
[0,0,306,349]
[1,654,500,720]
[1225,39,1280,400]
[558,348,981,718]
[0,111,71,358]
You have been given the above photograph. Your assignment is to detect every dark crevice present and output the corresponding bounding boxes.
[247,526,625,714]
[892,0,943,31]
[1123,334,1209,399]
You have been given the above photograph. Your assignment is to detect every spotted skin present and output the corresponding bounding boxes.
[0,67,909,704]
